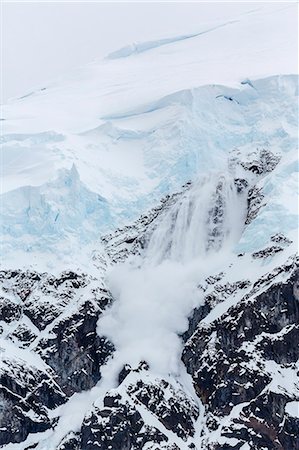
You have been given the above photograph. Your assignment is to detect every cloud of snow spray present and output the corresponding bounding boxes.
[100,256,223,379]
[98,173,247,382]
[35,173,246,450]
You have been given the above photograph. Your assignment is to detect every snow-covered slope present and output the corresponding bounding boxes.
[0,3,298,450]
[1,3,298,270]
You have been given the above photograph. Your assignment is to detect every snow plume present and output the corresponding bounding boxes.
[145,172,247,264]
[97,172,247,381]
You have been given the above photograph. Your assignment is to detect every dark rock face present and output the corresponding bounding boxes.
[258,325,299,364]
[228,147,281,227]
[245,185,265,225]
[252,245,283,259]
[127,379,199,440]
[35,299,114,395]
[281,412,299,450]
[230,392,294,450]
[183,277,251,342]
[0,269,114,446]
[118,361,149,385]
[240,149,280,175]
[0,358,65,445]
[0,297,22,323]
[182,263,299,449]
[80,395,166,450]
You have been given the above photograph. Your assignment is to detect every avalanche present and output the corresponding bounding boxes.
[97,172,248,377]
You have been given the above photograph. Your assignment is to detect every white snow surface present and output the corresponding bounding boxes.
[285,401,299,418]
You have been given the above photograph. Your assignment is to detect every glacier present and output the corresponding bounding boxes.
[1,75,298,270]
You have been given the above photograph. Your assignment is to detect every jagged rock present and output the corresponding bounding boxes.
[245,186,265,225]
[118,361,150,384]
[8,324,37,348]
[240,149,280,175]
[224,391,298,450]
[36,299,114,395]
[205,272,224,285]
[183,278,251,341]
[252,245,283,259]
[81,399,145,450]
[270,233,293,245]
[258,325,299,364]
[0,270,89,331]
[182,266,299,449]
[135,425,168,449]
[0,298,22,323]
[127,378,199,440]
[281,411,299,450]
[57,432,81,450]
[0,268,115,447]
[234,178,249,193]
[232,148,280,226]
[183,302,212,341]
[0,358,66,445]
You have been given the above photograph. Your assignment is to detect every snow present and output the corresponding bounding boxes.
[285,401,299,418]
[0,339,50,373]
[2,4,297,134]
[106,19,238,60]
[98,259,202,377]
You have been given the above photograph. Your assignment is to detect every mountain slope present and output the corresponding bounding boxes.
[0,4,298,450]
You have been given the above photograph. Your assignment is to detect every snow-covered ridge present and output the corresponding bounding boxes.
[106,19,238,59]
[2,3,297,133]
